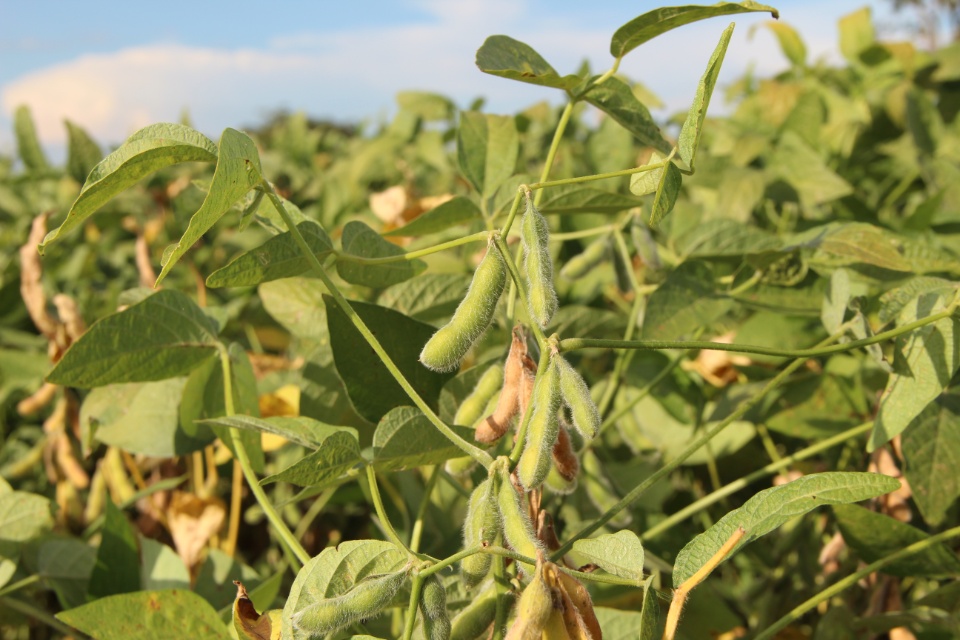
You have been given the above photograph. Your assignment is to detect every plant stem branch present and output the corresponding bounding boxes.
[1,596,89,639]
[365,465,414,556]
[401,574,425,640]
[261,181,492,468]
[533,102,575,207]
[755,525,960,640]
[219,346,310,568]
[409,466,440,554]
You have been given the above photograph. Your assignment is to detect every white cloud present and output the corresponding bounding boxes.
[0,0,865,152]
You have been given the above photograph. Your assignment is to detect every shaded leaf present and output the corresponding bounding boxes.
[88,500,140,599]
[65,120,103,183]
[673,472,901,586]
[206,221,333,287]
[610,1,777,59]
[157,128,263,284]
[583,78,671,152]
[325,296,454,423]
[141,538,190,592]
[41,123,218,251]
[33,537,96,609]
[384,197,482,237]
[378,273,473,322]
[57,590,230,640]
[0,491,53,542]
[571,531,644,582]
[372,406,476,471]
[537,184,641,215]
[47,289,218,388]
[769,131,853,207]
[678,23,734,172]
[261,428,361,488]
[203,415,350,450]
[14,105,49,171]
[457,112,519,199]
[834,504,960,577]
[642,261,731,340]
[475,35,581,90]
[336,220,426,288]
[901,393,960,526]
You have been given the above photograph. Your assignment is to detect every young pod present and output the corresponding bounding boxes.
[517,358,562,490]
[450,583,502,640]
[557,356,601,440]
[420,237,506,372]
[520,195,558,329]
[454,364,503,427]
[461,478,501,587]
[419,575,451,640]
[496,467,542,560]
[559,235,609,280]
[291,570,408,634]
[476,329,526,443]
[505,554,556,640]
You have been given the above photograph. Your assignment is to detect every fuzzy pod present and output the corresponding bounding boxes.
[454,364,504,427]
[496,467,543,559]
[551,422,579,482]
[559,235,609,280]
[461,478,501,587]
[450,583,501,640]
[476,329,526,443]
[504,557,556,640]
[445,455,478,478]
[521,197,558,329]
[517,358,562,490]
[291,570,408,635]
[420,238,507,372]
[419,575,451,640]
[557,356,601,440]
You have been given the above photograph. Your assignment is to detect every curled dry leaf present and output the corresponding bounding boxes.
[869,443,912,523]
[369,185,408,225]
[681,332,751,387]
[167,490,227,570]
[20,212,58,339]
[135,234,156,288]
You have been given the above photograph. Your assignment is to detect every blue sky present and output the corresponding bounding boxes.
[0,0,900,157]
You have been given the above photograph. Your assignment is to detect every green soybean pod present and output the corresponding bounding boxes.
[291,570,408,634]
[496,467,542,560]
[559,235,609,280]
[517,358,562,490]
[420,575,451,640]
[461,478,501,587]
[450,583,502,640]
[454,364,503,427]
[557,355,601,440]
[520,196,557,329]
[420,237,507,372]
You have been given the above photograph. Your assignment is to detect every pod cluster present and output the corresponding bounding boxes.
[420,236,506,372]
[520,193,558,329]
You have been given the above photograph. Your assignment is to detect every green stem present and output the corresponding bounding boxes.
[0,575,39,598]
[527,158,671,192]
[491,550,510,640]
[551,330,845,559]
[1,596,89,639]
[559,306,957,358]
[641,422,873,540]
[409,466,441,553]
[755,525,960,640]
[482,546,642,587]
[401,574,425,640]
[262,182,492,468]
[500,190,524,238]
[419,545,484,578]
[335,231,487,265]
[219,347,310,568]
[365,465,414,556]
[492,234,547,348]
[533,102,576,207]
[548,224,619,242]
[294,485,338,541]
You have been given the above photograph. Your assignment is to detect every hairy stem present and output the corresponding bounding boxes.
[533,101,575,207]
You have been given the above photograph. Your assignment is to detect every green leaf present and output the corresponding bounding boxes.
[838,7,875,63]
[88,500,141,599]
[638,576,659,640]
[384,197,482,237]
[396,91,455,121]
[65,120,103,183]
[372,406,475,471]
[821,269,851,334]
[336,220,426,288]
[195,549,261,611]
[47,290,219,388]
[259,278,328,343]
[40,123,218,251]
[206,221,333,288]
[456,112,519,199]
[378,273,473,322]
[33,537,97,609]
[202,415,347,450]
[571,531,644,582]
[583,78,671,153]
[324,296,454,423]
[642,261,731,340]
[833,504,960,577]
[261,427,361,488]
[82,378,215,457]
[762,21,806,67]
[595,601,659,640]
[157,128,263,285]
[766,375,864,439]
[57,590,230,640]
[870,293,960,451]
[140,538,190,591]
[768,132,853,207]
[0,491,53,542]
[13,105,48,171]
[475,35,581,91]
[609,1,777,59]
[537,184,641,215]
[677,24,733,172]
[673,472,901,587]
[901,393,960,526]
[282,540,408,640]
[675,218,782,258]
[813,223,911,273]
